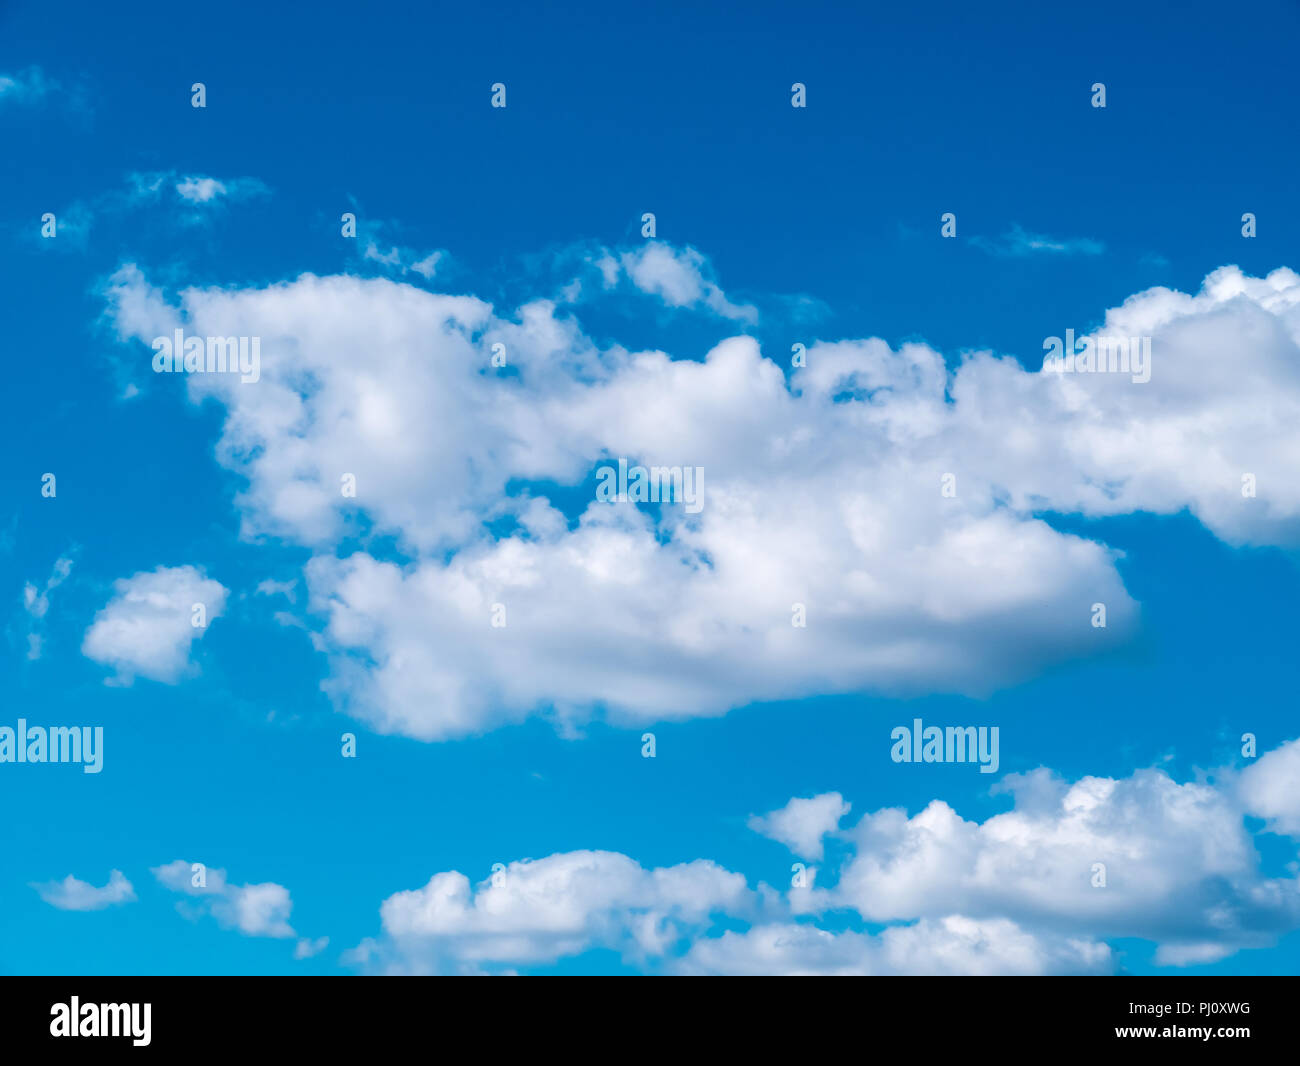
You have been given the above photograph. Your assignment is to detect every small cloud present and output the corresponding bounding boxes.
[748,792,850,861]
[32,870,136,911]
[218,882,296,938]
[595,253,620,288]
[129,171,269,210]
[409,251,442,279]
[255,578,298,603]
[175,176,227,203]
[359,222,446,281]
[294,936,330,959]
[151,859,228,896]
[594,241,757,323]
[22,555,74,661]
[971,223,1104,258]
[82,565,228,685]
[128,172,168,200]
[152,859,300,940]
[0,66,55,106]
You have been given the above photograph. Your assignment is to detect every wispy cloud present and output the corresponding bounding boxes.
[22,555,74,660]
[971,223,1105,258]
[348,214,448,280]
[129,171,269,208]
[0,66,55,106]
[32,171,269,249]
[363,241,443,279]
[293,936,330,959]
[604,241,759,323]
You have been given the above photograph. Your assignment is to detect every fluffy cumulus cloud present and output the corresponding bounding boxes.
[151,859,297,939]
[82,565,227,684]
[676,917,1112,976]
[800,739,1300,968]
[351,850,752,974]
[103,253,1300,739]
[348,737,1300,974]
[31,870,136,911]
[1238,736,1300,837]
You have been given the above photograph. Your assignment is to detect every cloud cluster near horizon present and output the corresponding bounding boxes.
[345,737,1300,974]
[35,737,1300,973]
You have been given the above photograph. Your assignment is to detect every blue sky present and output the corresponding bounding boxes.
[3,0,1300,975]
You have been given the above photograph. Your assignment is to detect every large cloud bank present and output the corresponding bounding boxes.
[104,252,1300,738]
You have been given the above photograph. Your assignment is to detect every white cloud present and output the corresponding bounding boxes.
[357,862,1112,975]
[105,264,176,343]
[349,737,1300,974]
[218,882,296,938]
[1239,736,1300,837]
[617,242,757,322]
[175,176,227,203]
[676,917,1112,976]
[82,565,227,684]
[294,936,330,959]
[972,223,1105,257]
[748,792,849,860]
[151,860,296,939]
[22,555,73,660]
[24,557,73,618]
[363,242,444,279]
[801,759,1300,966]
[358,850,751,974]
[594,253,620,288]
[255,578,298,602]
[129,171,268,208]
[32,870,136,911]
[103,260,1300,739]
[352,216,447,280]
[151,859,228,895]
